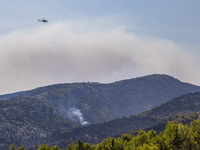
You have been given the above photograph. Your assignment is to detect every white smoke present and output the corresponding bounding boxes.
[67,107,90,126]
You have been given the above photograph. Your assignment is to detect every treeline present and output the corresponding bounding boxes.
[10,116,200,150]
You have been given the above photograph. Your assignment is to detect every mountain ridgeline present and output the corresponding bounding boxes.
[1,74,200,125]
[0,74,200,149]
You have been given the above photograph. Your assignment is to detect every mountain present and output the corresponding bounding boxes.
[1,74,200,124]
[0,74,200,149]
[46,92,200,149]
[140,92,200,119]
[0,97,81,149]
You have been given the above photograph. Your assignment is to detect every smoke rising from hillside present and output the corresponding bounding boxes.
[0,22,200,94]
[58,94,89,126]
[68,107,90,126]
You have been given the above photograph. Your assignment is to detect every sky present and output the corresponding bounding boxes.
[0,0,200,94]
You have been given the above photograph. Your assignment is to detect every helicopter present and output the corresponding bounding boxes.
[38,18,48,23]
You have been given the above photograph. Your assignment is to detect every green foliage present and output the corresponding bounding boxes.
[14,116,200,150]
[121,132,133,142]
[106,137,118,150]
[37,144,51,150]
[67,144,72,150]
[190,117,200,149]
[164,122,184,149]
[17,145,25,150]
[84,142,92,150]
[77,140,85,150]
[10,144,15,150]
[51,145,60,150]
[96,140,106,150]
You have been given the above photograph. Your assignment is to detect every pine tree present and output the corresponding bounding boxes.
[67,144,72,150]
[77,139,84,150]
[51,145,60,150]
[37,144,51,150]
[190,117,200,149]
[17,145,25,150]
[164,122,184,149]
[10,144,15,150]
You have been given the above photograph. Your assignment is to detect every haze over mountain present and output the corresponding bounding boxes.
[0,74,200,149]
[1,1,200,149]
[1,1,200,95]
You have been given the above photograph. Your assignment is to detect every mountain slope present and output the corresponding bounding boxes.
[140,92,200,118]
[0,74,200,149]
[46,92,200,149]
[1,74,200,125]
[0,97,80,149]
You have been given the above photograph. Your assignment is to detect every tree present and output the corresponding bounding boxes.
[179,124,192,150]
[148,130,157,140]
[96,140,106,150]
[77,140,84,150]
[164,122,184,149]
[155,132,168,150]
[67,144,72,150]
[84,142,92,150]
[137,143,159,150]
[113,138,124,150]
[190,117,200,149]
[106,137,115,150]
[37,144,51,150]
[71,141,78,150]
[136,130,148,146]
[51,145,60,150]
[10,144,15,150]
[17,145,25,150]
[121,133,132,142]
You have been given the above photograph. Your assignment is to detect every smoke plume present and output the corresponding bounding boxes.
[57,94,89,126]
[0,21,200,94]
[67,107,90,126]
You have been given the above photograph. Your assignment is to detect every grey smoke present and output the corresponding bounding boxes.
[67,107,90,126]
[0,21,200,94]
[58,94,90,126]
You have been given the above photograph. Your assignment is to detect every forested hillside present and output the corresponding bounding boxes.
[1,74,199,124]
[11,116,200,150]
[140,92,200,119]
[0,74,200,149]
[45,92,200,149]
[0,97,81,149]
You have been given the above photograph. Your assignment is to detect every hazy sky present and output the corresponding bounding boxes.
[0,0,200,94]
